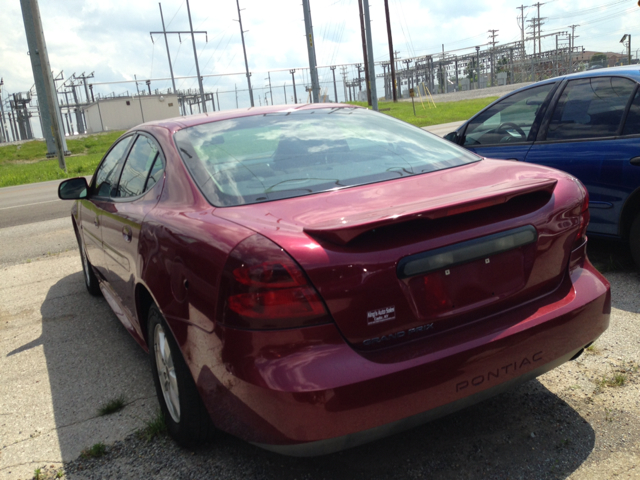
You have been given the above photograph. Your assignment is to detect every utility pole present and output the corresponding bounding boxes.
[235,0,254,107]
[75,72,94,103]
[528,18,537,56]
[394,51,402,98]
[517,5,527,57]
[568,25,579,73]
[186,0,207,111]
[20,0,68,169]
[330,66,338,102]
[402,58,411,94]
[266,72,273,105]
[357,0,372,105]
[301,0,320,103]
[290,69,298,104]
[340,66,348,102]
[69,81,85,133]
[532,2,545,56]
[283,82,287,104]
[488,30,498,86]
[476,46,481,89]
[151,2,207,107]
[0,79,8,143]
[362,0,378,110]
[383,0,397,102]
[382,63,389,99]
[156,3,177,94]
[356,64,363,92]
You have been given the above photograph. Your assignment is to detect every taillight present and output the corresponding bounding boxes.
[218,234,330,329]
[573,182,590,250]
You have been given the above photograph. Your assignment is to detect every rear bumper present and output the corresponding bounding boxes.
[195,257,610,455]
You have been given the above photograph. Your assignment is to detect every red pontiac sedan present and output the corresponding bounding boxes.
[59,104,610,456]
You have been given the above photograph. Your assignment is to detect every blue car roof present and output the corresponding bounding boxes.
[510,66,640,94]
[466,66,640,120]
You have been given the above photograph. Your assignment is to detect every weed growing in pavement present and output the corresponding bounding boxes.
[98,395,126,416]
[595,370,627,392]
[605,407,615,422]
[33,468,42,480]
[136,410,166,442]
[585,343,599,354]
[80,442,106,459]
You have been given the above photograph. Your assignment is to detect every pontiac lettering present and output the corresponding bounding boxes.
[455,351,543,392]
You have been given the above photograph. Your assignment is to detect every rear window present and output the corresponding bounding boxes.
[173,107,479,206]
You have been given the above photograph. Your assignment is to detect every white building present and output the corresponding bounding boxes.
[83,94,180,133]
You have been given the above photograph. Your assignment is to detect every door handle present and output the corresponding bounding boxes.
[122,226,132,243]
[630,157,640,166]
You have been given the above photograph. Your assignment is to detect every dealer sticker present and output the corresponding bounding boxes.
[367,306,396,325]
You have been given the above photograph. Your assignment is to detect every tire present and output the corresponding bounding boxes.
[77,233,101,296]
[630,213,640,268]
[148,305,214,446]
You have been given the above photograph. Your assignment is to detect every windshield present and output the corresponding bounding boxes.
[173,107,480,206]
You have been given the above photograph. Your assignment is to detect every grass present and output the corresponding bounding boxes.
[97,395,126,416]
[0,97,498,188]
[80,442,107,459]
[596,370,627,391]
[348,97,499,128]
[0,130,125,188]
[136,410,167,442]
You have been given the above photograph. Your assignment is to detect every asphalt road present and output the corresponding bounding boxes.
[0,179,73,229]
[0,178,95,267]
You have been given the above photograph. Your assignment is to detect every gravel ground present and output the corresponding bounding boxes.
[28,240,640,480]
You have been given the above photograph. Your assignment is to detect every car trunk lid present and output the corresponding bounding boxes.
[214,160,583,350]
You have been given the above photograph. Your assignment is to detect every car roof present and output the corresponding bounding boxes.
[465,65,640,117]
[562,64,640,81]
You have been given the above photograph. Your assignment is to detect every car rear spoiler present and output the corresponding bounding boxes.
[303,178,558,245]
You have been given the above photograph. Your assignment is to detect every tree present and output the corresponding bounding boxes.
[589,53,608,68]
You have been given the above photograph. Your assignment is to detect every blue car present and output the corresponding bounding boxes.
[445,66,640,266]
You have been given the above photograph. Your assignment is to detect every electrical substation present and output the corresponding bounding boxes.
[1,0,637,149]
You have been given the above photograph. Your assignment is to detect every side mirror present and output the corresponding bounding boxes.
[443,131,459,144]
[59,177,89,200]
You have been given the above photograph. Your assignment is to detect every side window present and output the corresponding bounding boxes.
[546,77,636,141]
[116,135,163,198]
[93,136,133,197]
[463,83,555,146]
[622,88,640,136]
[145,154,165,192]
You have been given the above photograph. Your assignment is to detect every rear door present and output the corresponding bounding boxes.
[461,82,557,162]
[100,132,165,336]
[525,76,638,236]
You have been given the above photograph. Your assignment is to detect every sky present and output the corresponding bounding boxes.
[1,0,639,112]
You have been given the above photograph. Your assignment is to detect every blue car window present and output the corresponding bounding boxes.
[622,89,640,136]
[546,77,636,141]
[463,84,555,146]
